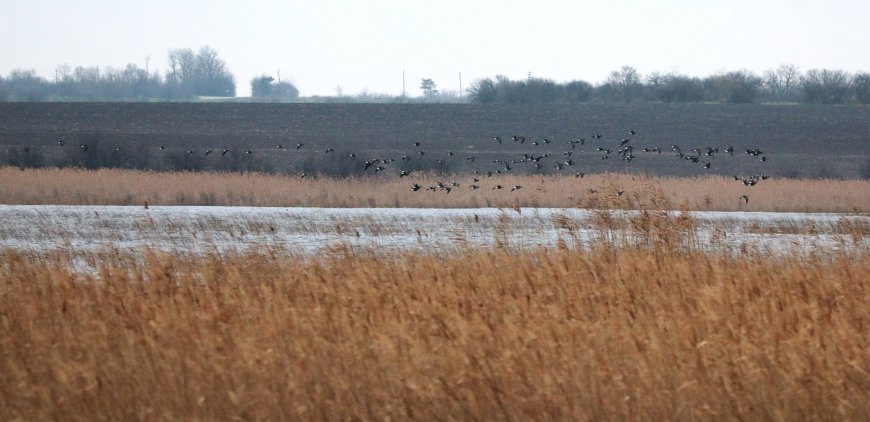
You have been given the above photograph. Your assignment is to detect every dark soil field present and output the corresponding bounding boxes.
[1,102,869,178]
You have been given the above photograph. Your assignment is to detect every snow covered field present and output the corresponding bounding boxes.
[1,205,867,259]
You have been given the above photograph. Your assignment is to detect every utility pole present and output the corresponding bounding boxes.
[277,69,281,83]
[459,72,462,99]
[145,55,150,74]
[402,70,406,98]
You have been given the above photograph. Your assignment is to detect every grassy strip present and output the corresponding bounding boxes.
[1,167,869,212]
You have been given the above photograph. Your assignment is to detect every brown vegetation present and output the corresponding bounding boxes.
[2,236,869,419]
[1,167,869,212]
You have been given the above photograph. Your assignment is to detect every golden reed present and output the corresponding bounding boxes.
[1,242,869,420]
[1,167,869,212]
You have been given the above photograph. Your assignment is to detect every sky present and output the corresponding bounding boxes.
[1,0,869,97]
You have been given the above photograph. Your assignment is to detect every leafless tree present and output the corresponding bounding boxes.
[167,48,196,85]
[166,46,235,97]
[603,65,644,101]
[764,64,801,100]
[467,77,497,103]
[608,65,642,87]
[704,70,763,103]
[195,46,225,82]
[55,64,72,83]
[647,72,704,103]
[802,68,851,104]
[777,64,801,99]
[853,72,870,104]
[562,80,593,103]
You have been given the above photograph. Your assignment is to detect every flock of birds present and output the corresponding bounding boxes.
[58,128,770,204]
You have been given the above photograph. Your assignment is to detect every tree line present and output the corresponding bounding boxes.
[0,46,236,101]
[467,65,870,105]
[4,57,870,104]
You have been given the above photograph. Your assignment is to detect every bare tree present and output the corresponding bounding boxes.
[763,69,781,99]
[704,70,763,103]
[777,64,801,100]
[73,66,99,85]
[195,47,225,84]
[6,69,48,100]
[853,72,870,104]
[55,64,72,82]
[196,46,235,96]
[166,46,235,97]
[467,77,497,103]
[494,75,525,103]
[802,69,851,104]
[645,71,666,87]
[603,65,644,101]
[167,48,196,85]
[562,80,593,103]
[764,64,801,101]
[647,72,704,103]
[608,65,642,87]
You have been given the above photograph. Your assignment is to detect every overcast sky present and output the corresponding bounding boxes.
[2,0,868,97]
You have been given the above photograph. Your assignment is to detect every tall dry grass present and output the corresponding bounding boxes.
[2,166,869,212]
[2,242,869,420]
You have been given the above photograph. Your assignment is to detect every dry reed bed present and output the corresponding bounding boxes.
[2,167,869,212]
[1,243,869,420]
